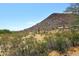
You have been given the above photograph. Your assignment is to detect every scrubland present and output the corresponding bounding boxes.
[0,28,79,56]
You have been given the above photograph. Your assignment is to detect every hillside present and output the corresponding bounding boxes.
[24,13,79,32]
[0,13,79,56]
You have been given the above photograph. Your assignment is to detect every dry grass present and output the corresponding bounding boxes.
[48,50,61,56]
[34,34,45,41]
[66,46,79,56]
[0,29,79,56]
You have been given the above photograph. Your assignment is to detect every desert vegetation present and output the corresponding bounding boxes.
[0,29,12,34]
[0,28,79,56]
[0,3,79,56]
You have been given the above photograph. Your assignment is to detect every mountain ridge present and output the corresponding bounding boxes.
[23,13,79,32]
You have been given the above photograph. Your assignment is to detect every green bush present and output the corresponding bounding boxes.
[45,33,72,53]
[70,31,79,46]
[0,29,11,34]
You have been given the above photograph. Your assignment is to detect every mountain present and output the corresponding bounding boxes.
[23,13,79,32]
[0,13,79,56]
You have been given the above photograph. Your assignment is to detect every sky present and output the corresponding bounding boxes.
[0,3,70,31]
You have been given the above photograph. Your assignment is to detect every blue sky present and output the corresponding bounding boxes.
[0,3,70,31]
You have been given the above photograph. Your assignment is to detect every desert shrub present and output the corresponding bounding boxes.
[45,32,73,53]
[13,36,46,56]
[55,37,71,52]
[70,31,79,46]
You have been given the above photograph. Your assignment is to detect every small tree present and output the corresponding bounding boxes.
[65,3,79,15]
